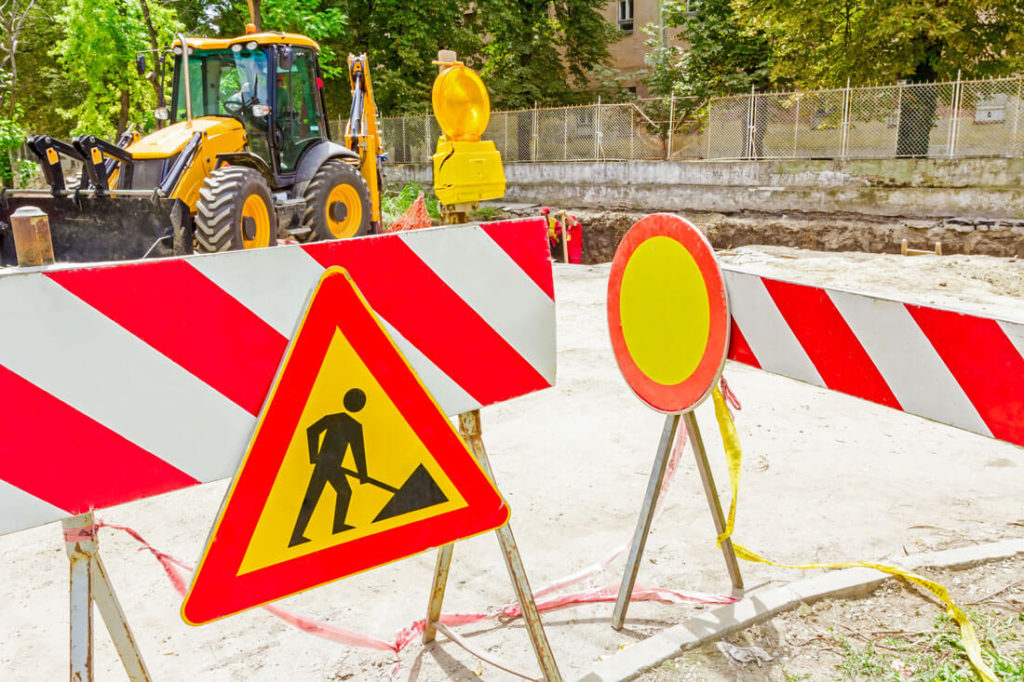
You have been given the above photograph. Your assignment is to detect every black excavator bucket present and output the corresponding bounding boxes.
[0,191,192,265]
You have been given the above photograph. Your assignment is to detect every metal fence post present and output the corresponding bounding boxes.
[630,105,636,160]
[840,78,851,160]
[706,98,713,159]
[792,95,800,157]
[563,108,568,161]
[400,117,407,163]
[746,86,755,159]
[594,96,602,160]
[949,70,962,158]
[1012,77,1023,157]
[894,83,904,157]
[532,107,539,161]
[667,95,675,160]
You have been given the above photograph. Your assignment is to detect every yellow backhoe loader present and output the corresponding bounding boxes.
[0,28,383,264]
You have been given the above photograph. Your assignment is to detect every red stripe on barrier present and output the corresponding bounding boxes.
[480,219,555,300]
[47,261,287,415]
[763,279,902,409]
[302,236,550,406]
[727,320,760,368]
[908,306,1024,446]
[0,365,198,512]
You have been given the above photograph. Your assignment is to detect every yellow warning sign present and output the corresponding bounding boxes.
[182,267,510,625]
[239,328,468,574]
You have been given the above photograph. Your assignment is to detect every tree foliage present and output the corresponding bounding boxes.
[475,0,619,110]
[733,0,1024,87]
[53,0,181,136]
[645,0,774,99]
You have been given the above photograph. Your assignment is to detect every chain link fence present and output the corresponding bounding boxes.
[375,76,1024,165]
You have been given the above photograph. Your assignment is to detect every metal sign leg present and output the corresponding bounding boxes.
[422,543,454,643]
[64,515,94,682]
[612,414,679,630]
[62,512,151,682]
[458,410,563,682]
[684,411,743,590]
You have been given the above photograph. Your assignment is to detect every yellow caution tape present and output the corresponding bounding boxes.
[709,387,998,682]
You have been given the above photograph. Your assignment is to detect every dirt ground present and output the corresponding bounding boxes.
[641,556,1024,681]
[0,246,1021,681]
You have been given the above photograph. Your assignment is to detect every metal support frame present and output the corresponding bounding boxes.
[684,411,744,589]
[611,411,742,630]
[422,410,562,681]
[62,512,151,682]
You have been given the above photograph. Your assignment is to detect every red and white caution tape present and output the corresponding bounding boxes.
[91,400,737,673]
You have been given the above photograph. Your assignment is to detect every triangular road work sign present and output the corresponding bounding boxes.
[182,267,510,625]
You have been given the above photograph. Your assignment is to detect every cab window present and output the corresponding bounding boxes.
[276,47,325,172]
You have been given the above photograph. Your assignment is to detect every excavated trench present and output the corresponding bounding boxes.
[502,208,1024,265]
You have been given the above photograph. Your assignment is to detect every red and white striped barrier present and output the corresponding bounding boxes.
[723,269,1024,448]
[0,219,555,536]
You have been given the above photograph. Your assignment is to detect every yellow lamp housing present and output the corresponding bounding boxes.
[432,139,506,205]
[431,63,506,205]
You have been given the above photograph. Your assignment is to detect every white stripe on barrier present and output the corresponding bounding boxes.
[377,317,478,415]
[188,246,326,336]
[0,479,67,531]
[0,276,253,481]
[1000,320,1024,358]
[190,243,481,414]
[401,226,557,383]
[827,289,993,436]
[723,271,825,387]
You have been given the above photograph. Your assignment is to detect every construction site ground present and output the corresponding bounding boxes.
[640,554,1024,681]
[1,244,1022,680]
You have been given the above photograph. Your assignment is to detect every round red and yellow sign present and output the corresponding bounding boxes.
[607,214,730,414]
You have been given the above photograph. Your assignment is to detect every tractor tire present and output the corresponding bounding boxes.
[195,166,277,253]
[300,160,372,242]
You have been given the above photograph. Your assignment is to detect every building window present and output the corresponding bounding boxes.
[618,0,634,32]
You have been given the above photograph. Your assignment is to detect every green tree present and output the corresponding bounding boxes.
[644,0,774,100]
[733,0,1024,88]
[322,0,482,116]
[476,0,620,110]
[260,0,347,78]
[734,0,1024,156]
[54,0,181,137]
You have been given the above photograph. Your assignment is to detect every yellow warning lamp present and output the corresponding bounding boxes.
[432,65,491,141]
[431,61,505,210]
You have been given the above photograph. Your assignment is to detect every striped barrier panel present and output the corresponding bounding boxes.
[724,268,1024,448]
[0,218,555,536]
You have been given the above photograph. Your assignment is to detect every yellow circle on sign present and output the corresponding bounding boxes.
[619,236,711,385]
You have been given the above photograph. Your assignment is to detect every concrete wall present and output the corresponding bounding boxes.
[385,158,1024,220]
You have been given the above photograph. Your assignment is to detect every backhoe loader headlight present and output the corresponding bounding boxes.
[252,104,270,118]
[154,107,169,120]
[432,64,491,142]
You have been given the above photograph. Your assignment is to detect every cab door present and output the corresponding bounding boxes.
[274,46,329,173]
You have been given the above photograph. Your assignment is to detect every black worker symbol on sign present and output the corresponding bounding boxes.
[288,388,450,548]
